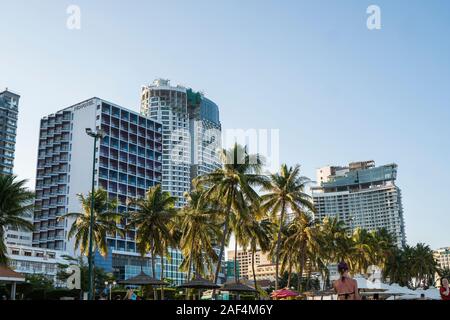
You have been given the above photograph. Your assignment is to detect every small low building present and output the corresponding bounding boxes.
[6,245,67,285]
[0,266,25,300]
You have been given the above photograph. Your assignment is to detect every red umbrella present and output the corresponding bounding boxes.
[271,288,299,299]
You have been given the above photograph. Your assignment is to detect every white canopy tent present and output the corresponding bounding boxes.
[355,277,421,300]
[415,287,441,300]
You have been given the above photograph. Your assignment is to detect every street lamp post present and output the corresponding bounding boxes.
[86,128,106,300]
[105,281,117,300]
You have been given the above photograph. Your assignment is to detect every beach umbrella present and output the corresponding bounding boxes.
[177,277,220,300]
[221,282,257,292]
[220,282,257,300]
[118,271,168,286]
[177,277,220,289]
[271,288,299,299]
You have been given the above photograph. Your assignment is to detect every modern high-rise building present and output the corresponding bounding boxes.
[0,89,19,175]
[141,79,191,208]
[227,249,276,281]
[31,98,194,283]
[140,79,224,283]
[434,247,450,272]
[312,161,406,247]
[140,79,222,206]
[187,88,222,180]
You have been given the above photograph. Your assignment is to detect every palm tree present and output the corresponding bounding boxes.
[126,185,177,300]
[350,228,377,274]
[269,223,295,287]
[409,243,437,288]
[383,246,409,286]
[314,216,348,288]
[284,212,316,292]
[261,164,315,290]
[371,228,397,271]
[383,243,438,288]
[178,190,221,281]
[247,219,274,294]
[438,267,450,280]
[60,188,121,258]
[194,144,268,285]
[236,203,274,295]
[0,175,34,265]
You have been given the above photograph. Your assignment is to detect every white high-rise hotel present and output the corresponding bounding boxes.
[140,79,222,207]
[312,161,406,247]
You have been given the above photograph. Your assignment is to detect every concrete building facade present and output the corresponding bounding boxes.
[312,161,406,247]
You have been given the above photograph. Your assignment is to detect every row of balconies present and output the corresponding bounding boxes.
[99,139,162,154]
[36,169,69,179]
[101,160,155,171]
[101,105,161,129]
[98,179,158,197]
[101,134,162,149]
[100,121,162,139]
[38,141,70,150]
[101,116,160,135]
[41,113,71,125]
[38,157,69,168]
[35,178,67,189]
[99,151,162,166]
[37,150,68,159]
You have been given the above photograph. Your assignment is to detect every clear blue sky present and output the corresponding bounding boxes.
[1,0,449,249]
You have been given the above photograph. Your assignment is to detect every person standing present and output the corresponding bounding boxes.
[333,262,361,300]
[440,278,450,300]
[124,288,137,300]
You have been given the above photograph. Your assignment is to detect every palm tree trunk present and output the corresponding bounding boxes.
[160,253,165,300]
[252,248,259,299]
[234,236,239,283]
[306,262,312,291]
[297,249,306,292]
[214,190,234,284]
[212,189,234,299]
[186,251,193,300]
[151,241,157,300]
[0,229,8,265]
[187,238,195,282]
[275,200,286,290]
[287,262,292,288]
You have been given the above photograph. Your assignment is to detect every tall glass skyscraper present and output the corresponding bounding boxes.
[0,89,19,175]
[312,161,406,247]
[140,79,224,284]
[187,89,222,180]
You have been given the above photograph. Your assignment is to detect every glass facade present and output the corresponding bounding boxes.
[0,90,19,175]
[322,164,397,189]
[313,163,406,247]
